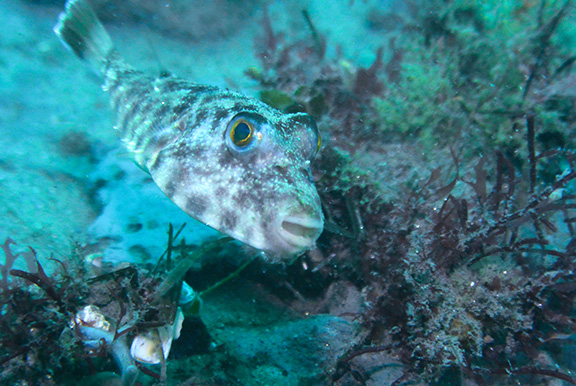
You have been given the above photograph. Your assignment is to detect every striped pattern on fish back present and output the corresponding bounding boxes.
[101,56,218,168]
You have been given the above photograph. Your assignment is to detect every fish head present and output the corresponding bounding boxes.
[149,103,324,258]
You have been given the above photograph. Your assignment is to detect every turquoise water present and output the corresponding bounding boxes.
[1,0,576,385]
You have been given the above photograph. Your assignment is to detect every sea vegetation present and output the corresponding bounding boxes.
[0,230,228,385]
[3,0,576,385]
[247,0,576,385]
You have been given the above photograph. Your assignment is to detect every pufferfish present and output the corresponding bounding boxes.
[54,0,324,258]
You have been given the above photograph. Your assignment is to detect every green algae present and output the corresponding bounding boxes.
[371,0,576,165]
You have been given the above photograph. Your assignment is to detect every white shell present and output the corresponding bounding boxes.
[71,305,112,332]
[130,332,165,364]
[130,308,184,364]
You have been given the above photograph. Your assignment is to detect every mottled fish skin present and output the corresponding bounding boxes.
[54,0,324,258]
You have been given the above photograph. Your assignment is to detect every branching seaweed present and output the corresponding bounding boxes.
[247,1,576,385]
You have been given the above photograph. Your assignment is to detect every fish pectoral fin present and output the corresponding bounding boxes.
[175,114,189,133]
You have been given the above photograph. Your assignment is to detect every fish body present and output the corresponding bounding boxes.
[54,0,324,257]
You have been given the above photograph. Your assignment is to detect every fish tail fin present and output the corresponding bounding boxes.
[54,0,114,74]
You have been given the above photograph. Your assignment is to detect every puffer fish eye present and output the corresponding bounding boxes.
[230,119,254,147]
[225,114,262,155]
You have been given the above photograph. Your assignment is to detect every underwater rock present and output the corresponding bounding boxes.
[217,315,361,383]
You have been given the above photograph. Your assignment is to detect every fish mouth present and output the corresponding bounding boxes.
[278,215,324,251]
